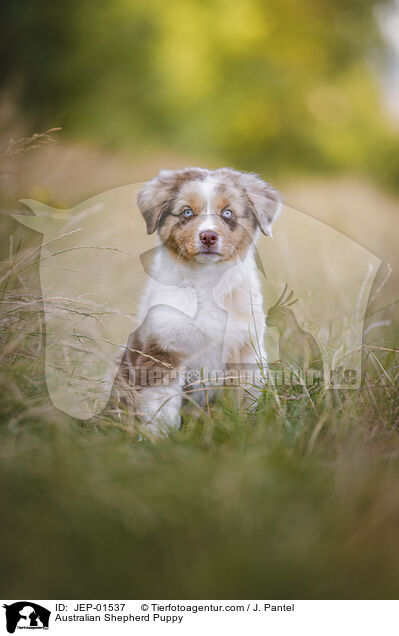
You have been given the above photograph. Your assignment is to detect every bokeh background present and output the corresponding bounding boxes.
[1,0,399,302]
[1,0,399,187]
[1,0,399,600]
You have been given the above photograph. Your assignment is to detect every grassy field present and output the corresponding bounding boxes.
[1,212,398,600]
[1,341,398,599]
[1,139,399,599]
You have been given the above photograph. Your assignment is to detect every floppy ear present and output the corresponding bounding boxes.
[137,171,176,234]
[238,172,282,237]
[137,168,205,234]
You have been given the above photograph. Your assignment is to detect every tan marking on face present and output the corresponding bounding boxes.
[137,167,207,234]
[158,178,258,263]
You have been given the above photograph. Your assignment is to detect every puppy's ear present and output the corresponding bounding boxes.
[137,171,177,234]
[137,168,206,234]
[238,172,282,237]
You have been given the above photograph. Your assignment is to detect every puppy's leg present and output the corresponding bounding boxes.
[134,382,183,436]
[120,328,183,436]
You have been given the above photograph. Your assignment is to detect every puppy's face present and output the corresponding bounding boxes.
[138,168,282,264]
[158,178,258,264]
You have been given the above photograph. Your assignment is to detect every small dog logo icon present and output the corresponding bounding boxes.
[3,602,50,634]
[266,283,323,372]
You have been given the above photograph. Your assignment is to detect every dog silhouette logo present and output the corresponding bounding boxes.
[3,602,50,633]
[11,184,381,418]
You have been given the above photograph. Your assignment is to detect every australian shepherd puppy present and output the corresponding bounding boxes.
[119,167,282,434]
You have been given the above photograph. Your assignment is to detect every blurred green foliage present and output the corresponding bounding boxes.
[1,0,399,183]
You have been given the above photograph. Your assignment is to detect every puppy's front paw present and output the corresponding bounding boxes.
[137,414,181,441]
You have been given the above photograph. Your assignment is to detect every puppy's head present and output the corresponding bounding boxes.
[137,167,282,264]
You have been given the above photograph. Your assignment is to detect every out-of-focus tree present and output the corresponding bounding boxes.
[0,0,398,186]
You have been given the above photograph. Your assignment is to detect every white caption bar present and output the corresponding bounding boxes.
[1,600,398,635]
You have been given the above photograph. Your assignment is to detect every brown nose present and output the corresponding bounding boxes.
[200,230,218,247]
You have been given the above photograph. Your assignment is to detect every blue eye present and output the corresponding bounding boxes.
[222,209,233,219]
[182,208,193,218]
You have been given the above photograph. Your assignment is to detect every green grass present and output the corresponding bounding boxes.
[1,218,399,600]
[1,350,399,599]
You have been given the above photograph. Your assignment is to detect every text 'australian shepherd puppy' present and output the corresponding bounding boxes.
[118,167,282,435]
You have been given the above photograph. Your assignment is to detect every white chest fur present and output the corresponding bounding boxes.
[138,246,266,371]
